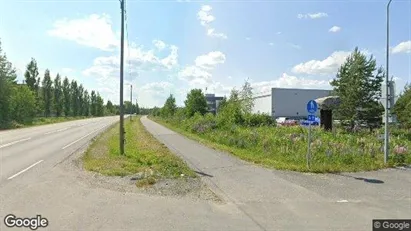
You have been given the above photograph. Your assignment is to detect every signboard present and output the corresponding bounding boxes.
[307,114,316,122]
[307,100,318,114]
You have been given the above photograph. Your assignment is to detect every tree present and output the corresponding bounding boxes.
[161,94,177,117]
[24,58,39,92]
[184,89,208,117]
[62,77,71,116]
[83,90,90,116]
[240,79,254,114]
[124,101,133,114]
[330,47,384,129]
[70,80,79,116]
[135,101,140,115]
[78,84,84,116]
[41,69,54,117]
[90,90,97,116]
[0,40,17,127]
[393,84,411,128]
[53,74,63,116]
[96,93,104,116]
[10,85,36,123]
[106,100,115,115]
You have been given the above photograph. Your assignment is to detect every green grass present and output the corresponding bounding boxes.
[83,116,196,187]
[150,116,411,173]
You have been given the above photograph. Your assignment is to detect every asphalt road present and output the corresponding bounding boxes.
[0,116,119,183]
[0,116,410,231]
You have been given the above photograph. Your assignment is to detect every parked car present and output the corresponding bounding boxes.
[276,117,299,126]
[300,117,320,126]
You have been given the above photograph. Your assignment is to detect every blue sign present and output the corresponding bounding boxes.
[307,100,318,114]
[307,114,316,121]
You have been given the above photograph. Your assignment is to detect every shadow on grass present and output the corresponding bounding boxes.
[194,171,213,177]
[333,173,385,184]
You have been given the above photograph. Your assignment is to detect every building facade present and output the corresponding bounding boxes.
[205,93,224,115]
[252,88,332,119]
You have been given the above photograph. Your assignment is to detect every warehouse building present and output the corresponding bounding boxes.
[252,88,332,119]
[205,93,224,115]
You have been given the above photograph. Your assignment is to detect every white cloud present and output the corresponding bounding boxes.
[392,40,411,54]
[82,42,179,104]
[178,51,226,86]
[277,32,282,35]
[194,51,226,69]
[178,66,212,84]
[297,12,328,19]
[252,73,332,95]
[153,39,166,50]
[198,5,227,39]
[246,37,251,40]
[292,50,352,75]
[329,26,341,33]
[269,42,274,46]
[140,81,173,94]
[48,14,118,51]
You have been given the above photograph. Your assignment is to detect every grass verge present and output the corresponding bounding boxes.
[150,115,411,173]
[2,116,92,130]
[83,116,196,187]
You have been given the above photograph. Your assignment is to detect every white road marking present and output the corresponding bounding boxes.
[0,138,32,149]
[61,124,111,150]
[7,160,44,180]
[44,127,69,135]
[337,200,348,203]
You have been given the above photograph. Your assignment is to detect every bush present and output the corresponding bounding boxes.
[245,113,276,127]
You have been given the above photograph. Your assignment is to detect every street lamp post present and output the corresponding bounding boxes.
[119,0,125,156]
[384,0,393,164]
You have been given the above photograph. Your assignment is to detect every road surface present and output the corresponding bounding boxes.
[0,116,410,231]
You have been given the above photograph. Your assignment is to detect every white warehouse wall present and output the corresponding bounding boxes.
[252,94,272,115]
[272,88,332,118]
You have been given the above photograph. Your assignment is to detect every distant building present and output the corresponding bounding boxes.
[252,87,332,119]
[205,93,224,115]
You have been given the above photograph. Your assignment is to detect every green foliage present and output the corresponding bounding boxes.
[10,85,36,123]
[330,47,384,129]
[0,38,109,129]
[161,94,177,117]
[106,100,115,115]
[53,74,63,116]
[24,58,39,92]
[393,84,411,128]
[41,69,54,117]
[62,77,71,116]
[184,89,208,117]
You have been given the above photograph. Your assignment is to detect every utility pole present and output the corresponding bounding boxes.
[119,0,125,155]
[130,84,133,121]
[384,0,393,164]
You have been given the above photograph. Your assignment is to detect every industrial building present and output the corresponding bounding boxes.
[252,88,332,119]
[205,93,224,115]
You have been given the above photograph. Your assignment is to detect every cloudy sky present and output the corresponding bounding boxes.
[1,0,410,107]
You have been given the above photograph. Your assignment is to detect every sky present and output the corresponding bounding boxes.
[1,0,410,108]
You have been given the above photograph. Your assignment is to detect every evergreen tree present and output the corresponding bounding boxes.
[330,47,384,129]
[161,94,177,117]
[24,58,39,92]
[62,77,71,116]
[41,69,54,117]
[54,74,63,116]
[70,80,79,116]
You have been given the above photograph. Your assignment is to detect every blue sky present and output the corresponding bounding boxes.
[1,0,410,107]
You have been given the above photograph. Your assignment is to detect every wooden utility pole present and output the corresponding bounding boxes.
[119,0,125,155]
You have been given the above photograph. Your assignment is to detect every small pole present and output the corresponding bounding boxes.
[119,0,125,155]
[130,84,133,122]
[307,120,312,169]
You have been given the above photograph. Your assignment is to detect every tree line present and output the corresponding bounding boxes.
[154,47,411,130]
[0,40,109,129]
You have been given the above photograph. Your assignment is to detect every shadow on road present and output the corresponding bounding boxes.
[194,171,213,177]
[333,173,385,184]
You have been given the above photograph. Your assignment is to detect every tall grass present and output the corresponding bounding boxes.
[153,113,411,173]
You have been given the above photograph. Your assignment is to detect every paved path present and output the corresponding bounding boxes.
[141,116,411,231]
